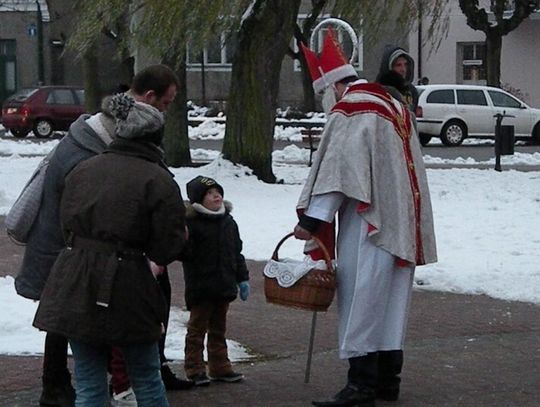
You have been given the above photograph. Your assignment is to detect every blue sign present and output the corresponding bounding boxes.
[28,23,37,37]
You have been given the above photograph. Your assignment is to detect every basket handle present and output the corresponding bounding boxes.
[272,232,334,273]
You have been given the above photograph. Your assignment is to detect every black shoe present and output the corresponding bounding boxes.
[161,364,195,390]
[209,371,244,383]
[188,372,211,387]
[312,384,375,407]
[39,381,75,407]
[376,386,399,401]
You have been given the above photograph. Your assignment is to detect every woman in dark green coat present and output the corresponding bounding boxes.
[33,94,187,407]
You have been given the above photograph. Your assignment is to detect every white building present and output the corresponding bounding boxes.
[409,0,540,106]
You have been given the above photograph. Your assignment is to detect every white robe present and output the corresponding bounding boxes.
[298,82,437,266]
[306,193,414,359]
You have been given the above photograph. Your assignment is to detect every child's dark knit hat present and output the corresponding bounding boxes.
[186,176,224,204]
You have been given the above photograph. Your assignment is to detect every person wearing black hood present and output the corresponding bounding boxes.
[32,93,187,406]
[376,46,419,115]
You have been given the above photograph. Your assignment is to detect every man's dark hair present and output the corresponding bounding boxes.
[116,83,130,93]
[131,64,180,99]
[338,75,359,86]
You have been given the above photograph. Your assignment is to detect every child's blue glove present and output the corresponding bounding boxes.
[238,281,250,301]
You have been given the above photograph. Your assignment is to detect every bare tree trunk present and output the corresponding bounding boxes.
[82,44,101,113]
[162,56,192,167]
[458,0,536,88]
[485,31,502,87]
[116,14,135,88]
[223,0,301,183]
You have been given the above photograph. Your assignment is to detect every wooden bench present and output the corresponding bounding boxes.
[301,128,323,166]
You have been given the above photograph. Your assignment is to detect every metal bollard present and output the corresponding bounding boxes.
[493,113,515,172]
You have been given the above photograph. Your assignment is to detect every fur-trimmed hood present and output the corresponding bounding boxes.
[184,200,233,219]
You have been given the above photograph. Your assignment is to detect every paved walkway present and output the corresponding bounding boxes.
[0,230,538,407]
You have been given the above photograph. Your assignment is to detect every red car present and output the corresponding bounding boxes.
[1,86,86,138]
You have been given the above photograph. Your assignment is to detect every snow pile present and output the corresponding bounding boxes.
[0,138,59,156]
[188,120,225,140]
[0,276,252,360]
[272,145,311,164]
[424,151,540,166]
[274,126,303,142]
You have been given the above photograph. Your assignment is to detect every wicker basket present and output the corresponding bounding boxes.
[264,233,336,312]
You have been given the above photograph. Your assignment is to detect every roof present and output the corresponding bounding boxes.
[417,84,504,92]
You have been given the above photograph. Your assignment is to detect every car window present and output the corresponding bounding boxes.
[6,88,38,102]
[46,89,75,105]
[75,89,85,105]
[456,89,488,106]
[487,90,522,109]
[426,89,455,104]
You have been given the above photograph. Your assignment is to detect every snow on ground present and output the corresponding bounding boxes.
[0,138,59,155]
[0,139,539,358]
[186,117,532,145]
[423,151,540,166]
[0,276,251,361]
[2,137,540,168]
[189,120,225,140]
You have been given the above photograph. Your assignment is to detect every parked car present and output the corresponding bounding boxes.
[416,84,540,146]
[1,86,85,138]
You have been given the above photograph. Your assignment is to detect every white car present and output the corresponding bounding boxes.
[416,84,540,146]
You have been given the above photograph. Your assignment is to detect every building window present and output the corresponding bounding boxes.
[0,39,16,57]
[459,43,486,84]
[186,31,238,71]
[293,15,363,71]
[0,40,17,96]
[5,61,16,92]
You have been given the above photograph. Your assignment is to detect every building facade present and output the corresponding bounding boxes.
[0,0,51,105]
[0,0,133,107]
[409,0,540,106]
[1,1,414,110]
[184,1,410,109]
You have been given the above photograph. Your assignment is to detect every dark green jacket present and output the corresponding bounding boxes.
[33,139,187,345]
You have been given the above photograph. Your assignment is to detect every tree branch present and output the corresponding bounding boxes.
[458,0,491,32]
[501,0,537,34]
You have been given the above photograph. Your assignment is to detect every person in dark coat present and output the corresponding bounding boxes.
[376,46,419,115]
[33,93,187,407]
[14,64,189,407]
[182,176,250,386]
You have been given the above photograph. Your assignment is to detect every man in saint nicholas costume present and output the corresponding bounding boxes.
[294,30,437,407]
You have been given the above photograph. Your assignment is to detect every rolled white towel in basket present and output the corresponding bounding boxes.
[264,256,327,288]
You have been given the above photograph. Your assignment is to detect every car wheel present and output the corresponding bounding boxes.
[33,119,53,138]
[440,120,466,146]
[419,133,432,146]
[10,129,30,138]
